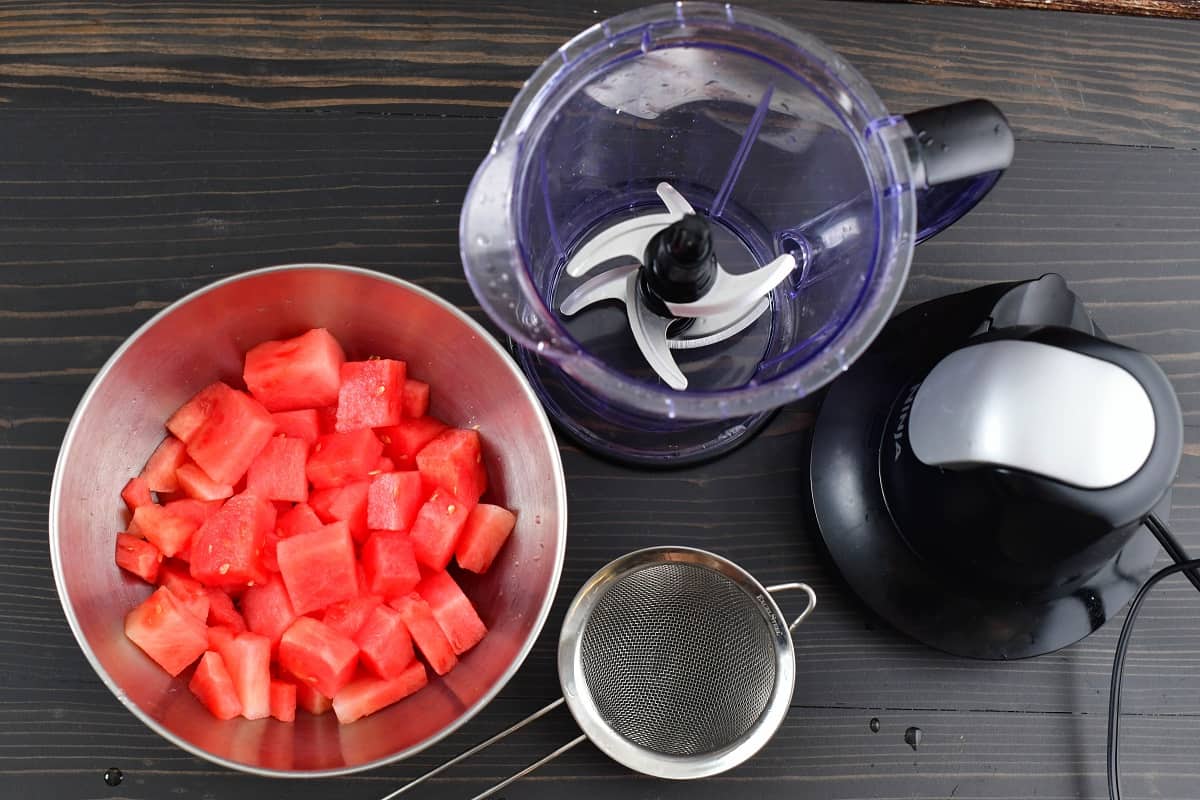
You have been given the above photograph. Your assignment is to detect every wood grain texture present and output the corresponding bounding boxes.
[908,0,1200,20]
[2,1,1200,799]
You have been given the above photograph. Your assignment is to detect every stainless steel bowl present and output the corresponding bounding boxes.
[48,264,568,776]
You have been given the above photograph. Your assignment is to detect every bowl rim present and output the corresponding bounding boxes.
[48,262,568,778]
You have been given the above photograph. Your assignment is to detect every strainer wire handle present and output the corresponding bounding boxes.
[469,734,588,800]
[766,582,818,632]
[379,697,567,800]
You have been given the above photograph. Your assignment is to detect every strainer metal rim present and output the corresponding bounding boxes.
[557,546,797,780]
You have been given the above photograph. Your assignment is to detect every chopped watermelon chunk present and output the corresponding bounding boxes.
[391,593,456,675]
[377,416,448,471]
[366,471,427,532]
[158,561,211,623]
[260,529,282,573]
[115,532,161,583]
[185,387,275,486]
[141,436,188,493]
[316,406,338,435]
[456,504,517,574]
[175,462,234,501]
[189,651,243,721]
[205,586,247,632]
[164,498,223,529]
[166,382,231,444]
[276,502,323,538]
[189,493,275,589]
[408,489,473,572]
[216,632,272,720]
[121,476,153,513]
[278,617,359,699]
[401,380,429,418]
[322,595,383,639]
[207,624,239,652]
[295,681,333,716]
[418,571,487,656]
[269,680,298,722]
[361,531,421,599]
[306,430,384,489]
[131,503,199,559]
[355,604,415,679]
[243,328,346,412]
[332,661,427,724]
[246,436,309,503]
[416,428,487,503]
[336,359,405,433]
[308,481,370,543]
[240,573,297,650]
[270,409,320,443]
[276,521,358,615]
[373,457,395,474]
[124,586,209,676]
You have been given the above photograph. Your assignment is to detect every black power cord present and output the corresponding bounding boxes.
[1107,513,1200,800]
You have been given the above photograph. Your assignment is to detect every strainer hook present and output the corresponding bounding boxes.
[767,582,817,632]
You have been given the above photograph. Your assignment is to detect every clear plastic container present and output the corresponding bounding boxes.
[461,3,1010,464]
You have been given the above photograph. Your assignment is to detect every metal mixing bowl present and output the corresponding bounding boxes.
[48,264,568,776]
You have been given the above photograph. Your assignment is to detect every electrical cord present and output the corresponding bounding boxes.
[1107,513,1200,800]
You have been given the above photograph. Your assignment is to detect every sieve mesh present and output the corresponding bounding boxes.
[576,561,779,757]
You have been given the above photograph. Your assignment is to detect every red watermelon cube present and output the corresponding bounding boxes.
[416,429,487,503]
[164,498,223,528]
[361,531,421,599]
[246,436,309,503]
[205,586,247,632]
[243,328,345,412]
[336,359,405,433]
[277,502,323,539]
[391,593,456,675]
[456,504,517,574]
[240,573,297,650]
[295,681,332,716]
[124,586,209,676]
[115,532,161,583]
[373,457,395,474]
[141,436,188,493]
[332,661,427,724]
[308,481,370,543]
[185,387,275,487]
[402,380,429,418]
[276,521,358,615]
[322,595,383,639]
[377,416,448,471]
[417,571,487,655]
[408,489,473,572]
[216,632,272,720]
[366,471,427,532]
[270,409,320,443]
[207,624,239,653]
[354,604,415,679]
[166,382,231,444]
[269,680,298,723]
[306,430,384,489]
[189,493,276,589]
[157,561,211,623]
[121,476,154,513]
[189,651,243,721]
[175,462,234,502]
[278,617,359,699]
[130,503,199,559]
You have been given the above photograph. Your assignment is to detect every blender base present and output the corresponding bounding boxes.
[513,345,775,467]
[809,287,1163,659]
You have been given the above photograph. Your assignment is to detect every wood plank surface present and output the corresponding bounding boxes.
[2,1,1200,799]
[908,0,1200,20]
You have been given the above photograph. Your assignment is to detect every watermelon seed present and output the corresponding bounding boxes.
[380,435,392,444]
[375,385,387,395]
[869,717,880,733]
[103,767,123,786]
[904,726,922,750]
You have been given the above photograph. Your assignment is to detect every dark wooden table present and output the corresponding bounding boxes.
[3,1,1200,798]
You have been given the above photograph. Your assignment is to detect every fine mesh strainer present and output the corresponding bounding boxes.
[385,547,816,799]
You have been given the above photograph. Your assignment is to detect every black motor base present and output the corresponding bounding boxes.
[810,283,1164,660]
